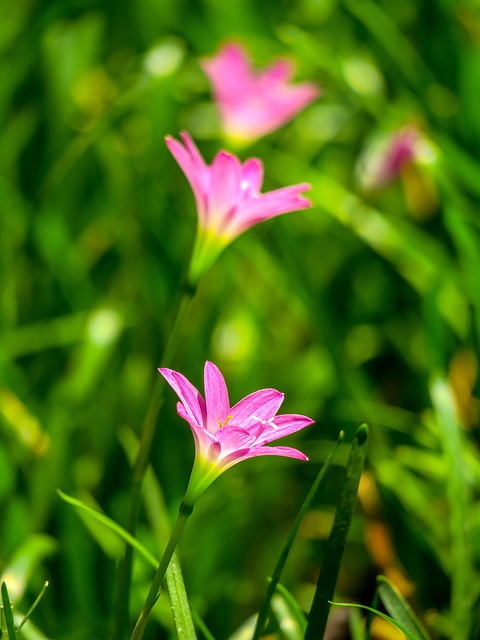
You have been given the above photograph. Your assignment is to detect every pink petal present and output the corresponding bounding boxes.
[165,133,209,223]
[230,388,284,429]
[253,414,314,446]
[201,43,254,103]
[236,183,312,233]
[179,131,206,162]
[204,361,230,432]
[272,83,320,110]
[201,42,320,141]
[380,128,418,183]
[177,402,220,459]
[261,59,295,85]
[208,151,243,227]
[240,158,264,197]
[158,368,206,427]
[216,426,256,454]
[248,81,319,140]
[220,444,308,469]
[243,445,308,461]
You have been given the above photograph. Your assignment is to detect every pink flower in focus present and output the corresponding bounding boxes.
[165,131,312,282]
[159,361,314,504]
[201,42,320,143]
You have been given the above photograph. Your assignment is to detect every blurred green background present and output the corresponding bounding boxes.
[2,0,480,638]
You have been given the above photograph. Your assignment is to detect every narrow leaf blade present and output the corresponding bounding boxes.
[2,582,17,640]
[304,424,368,640]
[57,490,158,568]
[430,376,473,640]
[273,583,307,636]
[17,581,50,632]
[377,576,431,640]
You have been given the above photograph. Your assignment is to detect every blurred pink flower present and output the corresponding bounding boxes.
[165,131,312,282]
[378,127,420,185]
[358,126,424,190]
[159,361,314,504]
[201,42,320,143]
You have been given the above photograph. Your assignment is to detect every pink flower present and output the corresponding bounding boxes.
[378,127,420,185]
[358,126,424,190]
[201,42,320,143]
[165,131,312,282]
[159,361,314,504]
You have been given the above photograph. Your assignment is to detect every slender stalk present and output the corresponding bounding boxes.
[16,581,49,632]
[129,502,193,640]
[111,280,197,640]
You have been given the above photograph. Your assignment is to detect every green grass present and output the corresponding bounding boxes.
[2,0,480,638]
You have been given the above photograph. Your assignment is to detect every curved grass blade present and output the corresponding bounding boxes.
[1,582,17,640]
[377,576,431,640]
[271,583,307,638]
[59,488,198,639]
[57,490,158,568]
[271,594,303,640]
[16,581,49,633]
[304,425,368,640]
[251,431,344,640]
[330,601,420,640]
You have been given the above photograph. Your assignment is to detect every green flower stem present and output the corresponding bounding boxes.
[112,279,197,640]
[162,280,198,368]
[129,501,194,640]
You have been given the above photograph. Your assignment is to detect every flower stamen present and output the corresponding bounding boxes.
[218,415,234,428]
[252,415,278,430]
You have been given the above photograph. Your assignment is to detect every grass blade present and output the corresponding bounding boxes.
[251,431,344,640]
[430,376,473,640]
[167,554,197,640]
[271,583,307,637]
[376,576,430,640]
[330,601,420,640]
[57,490,158,568]
[1,582,17,640]
[304,424,368,640]
[60,486,198,639]
[16,582,49,633]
